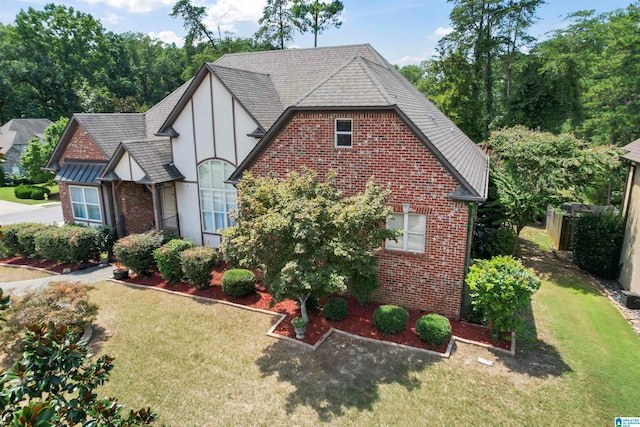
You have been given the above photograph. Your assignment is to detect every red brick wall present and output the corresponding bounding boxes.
[58,123,109,224]
[249,111,470,318]
[118,182,154,234]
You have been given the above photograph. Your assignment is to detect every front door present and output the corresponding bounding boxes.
[162,184,178,231]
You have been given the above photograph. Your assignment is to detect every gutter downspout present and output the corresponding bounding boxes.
[460,202,477,320]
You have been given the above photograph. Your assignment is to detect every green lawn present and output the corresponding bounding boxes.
[0,184,59,205]
[27,227,640,425]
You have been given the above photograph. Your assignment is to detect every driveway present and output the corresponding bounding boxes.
[0,199,63,225]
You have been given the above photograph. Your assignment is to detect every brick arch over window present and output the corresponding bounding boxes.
[198,159,237,233]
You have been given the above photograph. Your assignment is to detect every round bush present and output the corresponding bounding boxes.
[221,269,256,297]
[29,186,51,200]
[153,239,194,284]
[180,246,219,290]
[14,184,33,199]
[372,305,409,335]
[322,297,349,321]
[415,314,452,346]
[113,231,164,276]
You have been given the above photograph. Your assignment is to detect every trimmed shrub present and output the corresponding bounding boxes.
[153,239,194,284]
[14,184,32,199]
[29,186,51,200]
[180,246,218,290]
[572,211,625,279]
[113,231,164,276]
[415,314,452,346]
[221,269,256,297]
[34,225,100,264]
[322,297,349,321]
[17,223,52,256]
[0,223,30,256]
[466,255,540,338]
[373,305,409,335]
[348,269,378,306]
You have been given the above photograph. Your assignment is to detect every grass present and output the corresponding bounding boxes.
[0,266,51,282]
[0,184,59,205]
[77,227,640,426]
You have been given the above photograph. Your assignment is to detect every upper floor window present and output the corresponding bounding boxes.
[69,185,102,224]
[385,212,426,253]
[198,160,237,233]
[335,118,352,148]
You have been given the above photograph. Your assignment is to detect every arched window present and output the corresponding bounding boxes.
[198,160,237,232]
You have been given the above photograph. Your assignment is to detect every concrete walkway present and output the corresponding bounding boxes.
[0,263,114,295]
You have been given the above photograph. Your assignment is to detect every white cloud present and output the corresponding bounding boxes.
[148,30,185,46]
[393,55,428,67]
[80,0,174,14]
[102,12,120,24]
[203,0,265,33]
[431,26,453,39]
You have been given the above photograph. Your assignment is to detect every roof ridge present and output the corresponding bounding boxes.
[356,57,396,105]
[216,43,374,61]
[207,63,271,77]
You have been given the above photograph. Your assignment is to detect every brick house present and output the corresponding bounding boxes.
[46,45,488,318]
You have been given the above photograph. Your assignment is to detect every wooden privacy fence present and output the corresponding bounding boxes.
[546,204,612,251]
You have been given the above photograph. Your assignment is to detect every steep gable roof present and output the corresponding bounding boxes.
[101,139,183,184]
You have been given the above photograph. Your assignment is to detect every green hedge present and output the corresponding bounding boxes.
[153,239,194,284]
[415,314,451,346]
[373,305,409,335]
[221,269,256,297]
[0,223,33,256]
[572,211,625,279]
[322,297,349,321]
[113,231,164,276]
[34,225,100,264]
[17,223,52,257]
[14,184,51,200]
[180,246,218,290]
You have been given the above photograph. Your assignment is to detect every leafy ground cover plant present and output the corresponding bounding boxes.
[466,255,540,338]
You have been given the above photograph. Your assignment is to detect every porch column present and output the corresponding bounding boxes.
[149,183,162,231]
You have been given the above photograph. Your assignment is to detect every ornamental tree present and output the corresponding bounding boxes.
[222,169,398,322]
[0,323,156,426]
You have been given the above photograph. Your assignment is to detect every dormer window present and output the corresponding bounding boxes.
[335,118,352,148]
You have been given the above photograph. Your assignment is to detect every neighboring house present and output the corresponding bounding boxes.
[0,118,52,175]
[46,44,489,318]
[618,138,640,294]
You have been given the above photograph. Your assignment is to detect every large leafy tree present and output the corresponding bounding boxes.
[484,126,621,239]
[0,323,156,426]
[222,170,398,321]
[255,0,296,49]
[170,0,217,48]
[291,0,343,47]
[20,117,68,183]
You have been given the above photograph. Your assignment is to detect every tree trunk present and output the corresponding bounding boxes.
[298,293,310,322]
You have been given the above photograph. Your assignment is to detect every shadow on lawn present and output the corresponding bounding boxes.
[256,333,439,422]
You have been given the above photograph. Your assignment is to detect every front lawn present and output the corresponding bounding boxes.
[0,266,51,282]
[0,184,59,205]
[80,226,640,425]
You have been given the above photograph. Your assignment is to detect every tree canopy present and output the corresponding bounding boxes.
[222,170,398,321]
[291,0,344,47]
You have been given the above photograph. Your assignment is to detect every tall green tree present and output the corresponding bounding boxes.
[170,0,217,48]
[20,117,68,183]
[255,0,296,49]
[222,170,398,321]
[291,0,344,47]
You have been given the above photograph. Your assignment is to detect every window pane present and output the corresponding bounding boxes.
[213,191,225,211]
[211,161,224,189]
[87,205,102,221]
[202,211,214,232]
[72,203,86,219]
[198,163,212,189]
[386,214,403,231]
[407,234,425,252]
[336,120,351,132]
[226,192,237,212]
[70,187,84,203]
[214,213,225,230]
[385,238,403,250]
[84,188,99,204]
[200,190,213,211]
[336,134,352,147]
[408,215,425,233]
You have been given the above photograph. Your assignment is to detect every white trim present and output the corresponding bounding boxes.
[334,118,352,148]
[386,212,426,253]
[69,185,103,225]
[198,160,237,233]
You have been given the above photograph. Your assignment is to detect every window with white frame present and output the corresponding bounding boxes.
[385,212,426,253]
[335,118,352,147]
[198,160,237,233]
[69,186,102,223]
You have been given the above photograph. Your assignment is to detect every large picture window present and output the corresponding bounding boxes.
[69,186,102,223]
[198,160,237,233]
[385,212,426,253]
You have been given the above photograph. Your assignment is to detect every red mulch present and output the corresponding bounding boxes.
[121,263,511,354]
[0,256,94,274]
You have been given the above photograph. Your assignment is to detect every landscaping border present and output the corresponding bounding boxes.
[0,263,60,276]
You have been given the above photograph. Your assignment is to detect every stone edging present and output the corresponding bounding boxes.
[109,278,514,357]
[0,262,61,275]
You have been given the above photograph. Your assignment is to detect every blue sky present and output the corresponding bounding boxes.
[0,0,635,66]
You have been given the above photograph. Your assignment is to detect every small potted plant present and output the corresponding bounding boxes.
[113,262,129,280]
[291,317,307,339]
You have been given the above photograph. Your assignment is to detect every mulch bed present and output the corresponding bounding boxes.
[0,256,96,274]
[121,263,511,354]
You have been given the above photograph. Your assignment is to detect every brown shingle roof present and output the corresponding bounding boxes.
[622,138,640,164]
